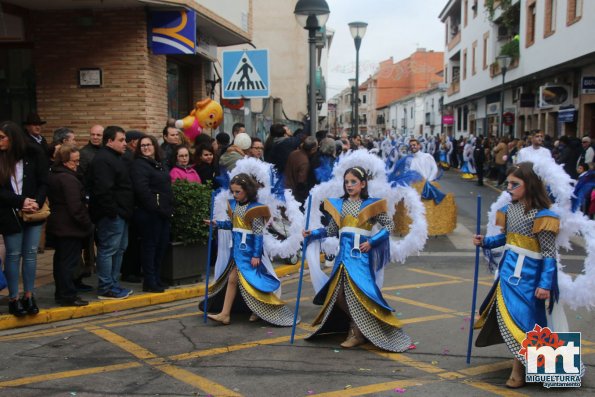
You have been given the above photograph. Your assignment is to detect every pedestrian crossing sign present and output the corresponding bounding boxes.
[222,49,270,99]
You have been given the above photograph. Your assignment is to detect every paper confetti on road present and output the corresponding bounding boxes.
[394,388,406,393]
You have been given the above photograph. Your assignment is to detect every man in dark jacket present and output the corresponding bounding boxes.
[79,125,103,176]
[284,136,318,204]
[88,126,134,300]
[22,112,50,163]
[265,123,306,173]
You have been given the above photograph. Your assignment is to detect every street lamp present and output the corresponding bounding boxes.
[348,21,367,137]
[496,54,512,136]
[294,0,330,136]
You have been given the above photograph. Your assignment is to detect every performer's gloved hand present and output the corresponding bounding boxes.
[302,228,326,245]
[480,233,506,249]
[368,229,389,247]
[253,234,264,259]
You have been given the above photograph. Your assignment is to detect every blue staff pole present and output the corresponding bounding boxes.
[466,195,482,364]
[290,195,313,344]
[202,191,216,324]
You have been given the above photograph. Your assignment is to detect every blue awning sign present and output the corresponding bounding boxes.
[150,10,196,55]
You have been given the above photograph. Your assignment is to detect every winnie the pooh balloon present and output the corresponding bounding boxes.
[175,98,223,142]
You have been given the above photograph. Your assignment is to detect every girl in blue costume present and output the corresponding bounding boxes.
[202,173,295,326]
[472,162,561,389]
[303,167,411,351]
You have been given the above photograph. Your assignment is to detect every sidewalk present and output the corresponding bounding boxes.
[0,248,301,331]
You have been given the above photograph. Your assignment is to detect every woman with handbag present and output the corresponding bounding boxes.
[47,145,92,306]
[0,120,48,316]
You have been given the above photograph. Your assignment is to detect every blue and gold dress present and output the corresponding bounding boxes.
[201,199,295,326]
[475,202,560,364]
[307,197,411,352]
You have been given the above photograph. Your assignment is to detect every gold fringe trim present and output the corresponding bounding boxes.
[495,283,526,345]
[496,210,506,230]
[344,271,402,328]
[533,216,560,235]
[311,267,342,326]
[341,215,373,231]
[237,271,285,306]
[474,285,497,330]
[358,199,388,226]
[323,199,341,227]
[207,260,233,294]
[226,201,233,219]
[244,205,271,225]
[506,233,540,253]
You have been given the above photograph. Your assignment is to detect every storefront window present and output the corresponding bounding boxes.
[0,49,36,123]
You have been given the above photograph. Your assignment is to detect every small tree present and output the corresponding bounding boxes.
[171,180,212,245]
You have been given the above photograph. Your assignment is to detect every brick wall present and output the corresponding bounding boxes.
[31,8,168,140]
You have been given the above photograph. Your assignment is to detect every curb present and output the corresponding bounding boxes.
[0,263,302,331]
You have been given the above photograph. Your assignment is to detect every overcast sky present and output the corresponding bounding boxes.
[325,0,447,98]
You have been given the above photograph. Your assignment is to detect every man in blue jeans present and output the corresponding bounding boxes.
[88,126,135,299]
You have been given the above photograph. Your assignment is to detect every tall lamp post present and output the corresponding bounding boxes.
[348,21,367,137]
[294,0,330,136]
[496,54,512,137]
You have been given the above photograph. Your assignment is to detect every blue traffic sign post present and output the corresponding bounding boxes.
[222,49,270,99]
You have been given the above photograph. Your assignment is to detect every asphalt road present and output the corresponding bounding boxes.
[0,171,592,396]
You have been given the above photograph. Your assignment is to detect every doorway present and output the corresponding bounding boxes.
[0,48,36,123]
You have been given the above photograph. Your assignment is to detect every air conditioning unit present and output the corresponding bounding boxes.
[487,102,500,115]
[539,84,571,108]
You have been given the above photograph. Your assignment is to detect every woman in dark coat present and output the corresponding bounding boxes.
[130,134,173,293]
[0,120,48,316]
[47,145,92,306]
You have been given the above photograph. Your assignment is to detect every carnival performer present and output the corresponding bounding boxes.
[472,162,563,388]
[460,137,476,179]
[303,166,411,351]
[201,173,295,326]
[390,138,457,236]
[438,134,451,169]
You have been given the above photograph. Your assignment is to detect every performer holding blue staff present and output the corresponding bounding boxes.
[472,162,564,388]
[201,173,295,326]
[303,166,411,351]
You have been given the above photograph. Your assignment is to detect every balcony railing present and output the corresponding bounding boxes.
[447,31,461,51]
[447,80,460,96]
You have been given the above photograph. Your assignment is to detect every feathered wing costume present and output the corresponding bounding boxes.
[477,157,589,373]
[200,158,304,326]
[304,150,428,352]
[388,151,457,236]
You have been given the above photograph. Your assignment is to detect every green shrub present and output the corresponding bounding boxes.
[171,180,213,244]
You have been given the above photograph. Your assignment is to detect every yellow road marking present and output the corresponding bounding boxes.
[310,376,440,397]
[458,360,512,376]
[0,362,141,388]
[0,301,198,342]
[88,327,158,360]
[155,363,241,397]
[400,313,456,324]
[438,371,466,379]
[103,312,196,328]
[384,295,458,314]
[88,327,241,395]
[407,267,465,280]
[169,334,307,361]
[368,348,448,374]
[462,379,528,396]
[382,279,463,291]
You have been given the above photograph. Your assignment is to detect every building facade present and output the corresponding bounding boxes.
[440,0,595,139]
[387,85,446,139]
[0,0,252,138]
